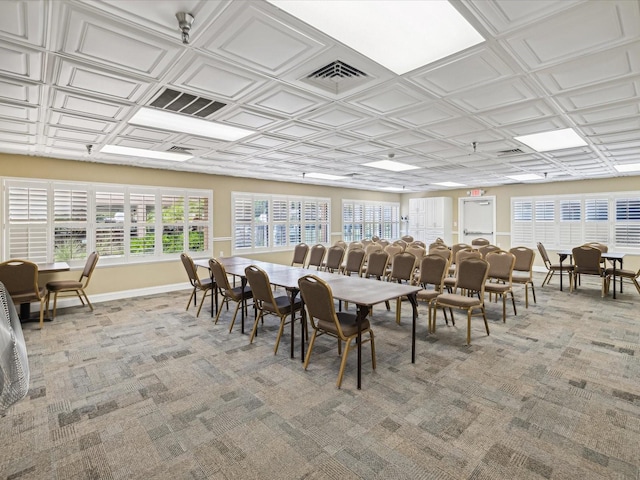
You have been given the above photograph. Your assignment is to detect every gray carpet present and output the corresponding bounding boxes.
[1,273,639,479]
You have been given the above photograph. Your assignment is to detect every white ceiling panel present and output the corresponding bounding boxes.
[0,0,639,191]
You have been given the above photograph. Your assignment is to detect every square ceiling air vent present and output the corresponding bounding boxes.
[301,60,372,95]
[149,88,226,118]
[497,148,525,156]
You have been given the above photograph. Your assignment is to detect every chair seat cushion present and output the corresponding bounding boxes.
[511,273,531,283]
[605,268,637,278]
[46,280,82,291]
[549,264,573,270]
[263,295,301,314]
[10,286,46,303]
[417,290,440,301]
[485,283,511,294]
[226,286,252,300]
[437,293,482,308]
[318,312,369,337]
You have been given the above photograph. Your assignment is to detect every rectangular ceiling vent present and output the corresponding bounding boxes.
[497,148,525,156]
[149,88,226,118]
[167,146,195,153]
[301,60,372,95]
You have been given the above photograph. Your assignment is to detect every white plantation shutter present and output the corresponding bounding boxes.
[272,199,288,247]
[233,194,253,250]
[511,200,533,246]
[96,190,125,258]
[254,198,269,248]
[318,200,330,244]
[584,198,609,244]
[534,200,556,246]
[160,194,184,254]
[558,200,582,247]
[54,187,88,262]
[129,192,156,256]
[304,201,318,244]
[7,185,49,262]
[342,200,398,243]
[615,198,640,247]
[187,195,209,253]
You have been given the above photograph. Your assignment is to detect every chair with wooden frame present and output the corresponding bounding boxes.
[180,253,215,317]
[414,254,449,334]
[291,243,309,267]
[509,246,536,307]
[0,259,47,329]
[537,242,573,289]
[245,265,302,354]
[45,251,99,320]
[484,250,517,323]
[432,257,490,345]
[306,244,326,270]
[209,258,253,332]
[298,274,376,389]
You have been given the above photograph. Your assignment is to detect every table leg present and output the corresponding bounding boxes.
[240,277,247,334]
[408,293,418,363]
[300,297,306,362]
[613,260,618,299]
[559,254,567,291]
[356,305,370,390]
[289,288,299,359]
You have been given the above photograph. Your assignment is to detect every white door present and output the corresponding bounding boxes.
[459,197,495,245]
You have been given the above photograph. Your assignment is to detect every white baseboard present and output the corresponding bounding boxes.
[52,283,191,310]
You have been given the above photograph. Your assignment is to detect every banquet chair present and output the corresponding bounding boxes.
[414,254,449,334]
[387,252,417,324]
[478,244,500,258]
[444,248,480,292]
[0,260,47,329]
[361,250,390,318]
[571,245,607,297]
[484,250,517,323]
[410,240,427,249]
[291,243,309,267]
[180,253,214,317]
[341,248,365,277]
[509,246,536,308]
[209,258,253,332]
[401,235,414,243]
[432,257,490,345]
[429,244,452,262]
[306,244,326,270]
[448,243,472,276]
[245,265,302,354]
[45,251,99,320]
[537,242,573,289]
[333,240,348,250]
[605,266,640,295]
[298,274,375,389]
[323,245,345,273]
[471,237,491,247]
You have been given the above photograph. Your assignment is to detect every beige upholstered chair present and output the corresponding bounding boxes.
[448,243,472,276]
[471,237,491,247]
[209,258,253,332]
[180,253,215,317]
[347,241,364,252]
[484,250,517,323]
[298,274,375,389]
[414,255,449,334]
[571,245,607,297]
[291,243,309,267]
[45,252,99,320]
[405,245,426,261]
[341,248,365,277]
[429,244,452,262]
[377,239,390,248]
[605,267,640,295]
[392,240,408,251]
[401,235,414,243]
[306,244,326,270]
[245,265,302,354]
[0,260,47,328]
[323,245,345,273]
[433,257,490,345]
[509,247,536,307]
[478,244,500,258]
[387,252,417,324]
[537,242,573,289]
[444,248,480,292]
[333,240,348,250]
[410,240,427,249]
[362,251,389,281]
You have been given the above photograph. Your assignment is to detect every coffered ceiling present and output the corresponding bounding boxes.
[1,0,639,192]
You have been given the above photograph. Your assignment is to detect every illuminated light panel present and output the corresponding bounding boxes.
[363,160,420,172]
[129,107,255,141]
[433,181,466,187]
[614,163,640,173]
[514,128,587,152]
[101,144,192,162]
[506,174,544,181]
[269,0,484,75]
[305,172,347,180]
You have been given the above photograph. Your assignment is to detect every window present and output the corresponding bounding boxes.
[342,200,399,242]
[511,192,639,252]
[232,193,330,253]
[3,178,213,266]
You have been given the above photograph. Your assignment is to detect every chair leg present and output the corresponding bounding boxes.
[52,292,59,319]
[395,298,401,324]
[466,310,472,346]
[501,294,506,323]
[337,339,352,388]
[214,296,228,325]
[250,310,265,344]
[196,288,212,317]
[38,299,45,329]
[510,292,517,317]
[228,300,242,332]
[529,282,536,304]
[186,287,196,310]
[482,306,489,335]
[303,329,319,369]
[274,314,289,355]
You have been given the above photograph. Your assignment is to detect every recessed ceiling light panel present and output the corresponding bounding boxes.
[101,145,192,162]
[506,173,543,182]
[514,128,587,152]
[363,160,419,172]
[433,181,466,187]
[614,163,640,173]
[305,172,347,180]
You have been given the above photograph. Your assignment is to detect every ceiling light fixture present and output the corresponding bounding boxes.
[305,172,347,180]
[514,128,587,152]
[363,153,420,172]
[176,12,195,44]
[614,163,640,173]
[433,181,466,187]
[101,145,192,162]
[506,173,543,182]
[129,107,255,142]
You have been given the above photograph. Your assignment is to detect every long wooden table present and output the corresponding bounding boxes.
[557,250,625,298]
[195,257,421,389]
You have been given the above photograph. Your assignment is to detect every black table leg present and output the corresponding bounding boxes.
[289,288,299,359]
[240,277,247,333]
[356,304,370,390]
[408,293,418,363]
[300,297,306,362]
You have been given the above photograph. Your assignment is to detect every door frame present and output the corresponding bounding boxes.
[458,196,496,245]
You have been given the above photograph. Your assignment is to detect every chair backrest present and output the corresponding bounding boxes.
[364,243,382,258]
[384,244,403,260]
[584,242,608,253]
[245,265,278,311]
[478,244,500,258]
[417,254,449,289]
[371,235,380,243]
[572,245,602,275]
[377,239,390,248]
[363,250,389,278]
[471,237,491,247]
[450,243,471,265]
[298,275,347,339]
[80,251,100,286]
[348,241,364,252]
[536,242,552,268]
[401,235,414,243]
[0,260,39,297]
[456,248,481,266]
[389,252,417,282]
[509,246,535,274]
[324,245,345,271]
[333,240,347,250]
[485,250,515,283]
[392,240,407,251]
[361,239,372,247]
[180,253,203,287]
[291,243,309,266]
[307,244,326,269]
[405,245,426,260]
[410,240,426,249]
[343,248,365,276]
[454,257,489,295]
[428,244,452,262]
[209,258,232,291]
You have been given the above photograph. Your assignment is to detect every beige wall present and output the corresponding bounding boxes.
[0,154,400,296]
[402,176,640,272]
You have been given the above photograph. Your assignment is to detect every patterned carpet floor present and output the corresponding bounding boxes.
[1,272,639,479]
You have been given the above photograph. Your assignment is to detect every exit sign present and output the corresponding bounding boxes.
[469,189,484,197]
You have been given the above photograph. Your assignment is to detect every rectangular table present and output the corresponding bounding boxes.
[558,250,625,298]
[195,257,421,389]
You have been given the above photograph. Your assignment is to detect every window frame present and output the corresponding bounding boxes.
[342,199,400,242]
